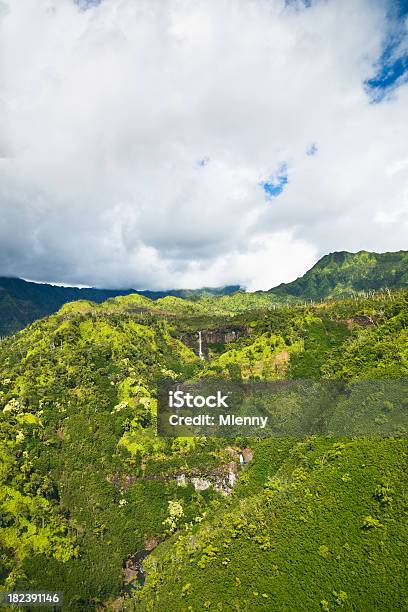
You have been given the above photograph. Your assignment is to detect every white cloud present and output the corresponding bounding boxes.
[0,0,407,289]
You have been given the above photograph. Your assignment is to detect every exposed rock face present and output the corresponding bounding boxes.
[123,551,149,585]
[181,325,248,358]
[123,538,162,589]
[177,462,238,496]
[191,477,212,491]
[144,536,161,551]
[342,315,375,330]
[241,448,254,463]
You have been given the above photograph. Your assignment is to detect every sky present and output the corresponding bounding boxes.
[0,0,407,291]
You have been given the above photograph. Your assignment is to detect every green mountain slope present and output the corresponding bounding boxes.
[133,437,407,612]
[0,289,406,610]
[130,291,408,611]
[0,278,135,336]
[0,300,227,606]
[269,250,408,300]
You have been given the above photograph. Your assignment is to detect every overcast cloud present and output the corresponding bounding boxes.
[0,0,407,290]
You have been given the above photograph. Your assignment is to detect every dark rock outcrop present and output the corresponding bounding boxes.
[181,325,248,358]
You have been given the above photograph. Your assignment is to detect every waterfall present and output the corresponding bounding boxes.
[239,453,244,465]
[198,331,204,360]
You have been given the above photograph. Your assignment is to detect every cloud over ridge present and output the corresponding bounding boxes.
[0,0,407,290]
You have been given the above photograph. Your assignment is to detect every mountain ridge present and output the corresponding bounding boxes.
[0,277,239,336]
[268,249,408,300]
[0,250,407,335]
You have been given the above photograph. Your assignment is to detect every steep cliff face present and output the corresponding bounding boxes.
[181,325,248,357]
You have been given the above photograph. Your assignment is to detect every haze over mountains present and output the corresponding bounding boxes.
[0,250,407,336]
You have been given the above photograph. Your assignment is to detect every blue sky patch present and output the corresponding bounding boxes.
[365,1,408,102]
[74,0,102,10]
[285,0,312,9]
[262,163,288,199]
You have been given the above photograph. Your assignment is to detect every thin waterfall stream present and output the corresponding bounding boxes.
[198,331,204,360]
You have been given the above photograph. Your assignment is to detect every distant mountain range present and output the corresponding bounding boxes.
[0,278,239,336]
[0,250,406,336]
